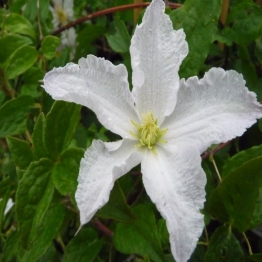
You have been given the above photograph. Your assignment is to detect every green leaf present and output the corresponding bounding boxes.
[21,67,44,98]
[170,0,221,78]
[0,34,32,65]
[157,219,169,250]
[76,24,105,59]
[113,204,165,262]
[32,113,49,159]
[97,181,135,223]
[21,205,65,262]
[6,137,34,170]
[63,227,103,262]
[0,177,11,198]
[16,159,54,249]
[107,17,131,53]
[5,45,38,79]
[250,253,262,262]
[2,230,19,262]
[204,226,244,262]
[52,147,84,196]
[44,101,81,160]
[41,36,60,60]
[0,90,5,106]
[208,155,262,232]
[222,145,262,177]
[222,1,262,45]
[0,95,34,137]
[5,13,36,39]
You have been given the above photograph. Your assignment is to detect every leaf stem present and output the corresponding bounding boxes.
[210,154,222,183]
[242,232,253,255]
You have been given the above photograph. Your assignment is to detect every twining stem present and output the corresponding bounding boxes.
[210,154,222,183]
[52,2,181,36]
[242,232,253,255]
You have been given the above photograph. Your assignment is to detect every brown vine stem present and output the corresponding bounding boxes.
[218,0,229,51]
[93,219,113,238]
[52,2,181,36]
[201,140,232,160]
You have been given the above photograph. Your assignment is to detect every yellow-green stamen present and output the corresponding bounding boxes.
[130,112,168,154]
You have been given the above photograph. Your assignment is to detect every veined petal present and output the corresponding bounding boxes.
[131,0,188,123]
[75,139,142,227]
[141,143,206,262]
[43,55,139,138]
[163,68,262,153]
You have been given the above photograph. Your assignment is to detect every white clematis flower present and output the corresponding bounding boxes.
[42,0,262,261]
[50,0,76,56]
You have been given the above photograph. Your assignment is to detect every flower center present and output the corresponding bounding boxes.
[130,112,168,154]
[56,7,68,25]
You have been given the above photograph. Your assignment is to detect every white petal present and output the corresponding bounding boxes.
[131,0,188,123]
[43,55,139,138]
[141,143,206,262]
[163,68,262,153]
[4,198,14,216]
[75,139,142,226]
[63,0,74,18]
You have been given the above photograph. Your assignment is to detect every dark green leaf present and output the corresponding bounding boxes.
[97,181,135,223]
[21,67,44,98]
[76,24,105,59]
[0,34,32,65]
[204,226,244,262]
[41,36,60,60]
[208,155,262,232]
[44,101,81,160]
[32,113,49,159]
[16,159,54,249]
[170,0,221,78]
[0,95,34,137]
[63,227,103,262]
[0,90,5,106]
[222,144,262,178]
[107,17,131,53]
[2,230,19,262]
[5,45,38,79]
[0,177,11,198]
[7,137,34,170]
[113,204,165,262]
[5,13,36,39]
[250,253,262,262]
[52,147,84,196]
[21,205,65,262]
[222,1,262,45]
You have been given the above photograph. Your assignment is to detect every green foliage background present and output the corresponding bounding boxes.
[1,0,262,261]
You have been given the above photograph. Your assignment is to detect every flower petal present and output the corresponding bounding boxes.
[130,0,188,122]
[75,139,142,226]
[43,55,139,138]
[141,143,206,262]
[163,68,262,153]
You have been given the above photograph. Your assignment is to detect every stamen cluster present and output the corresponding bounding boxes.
[131,112,167,153]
